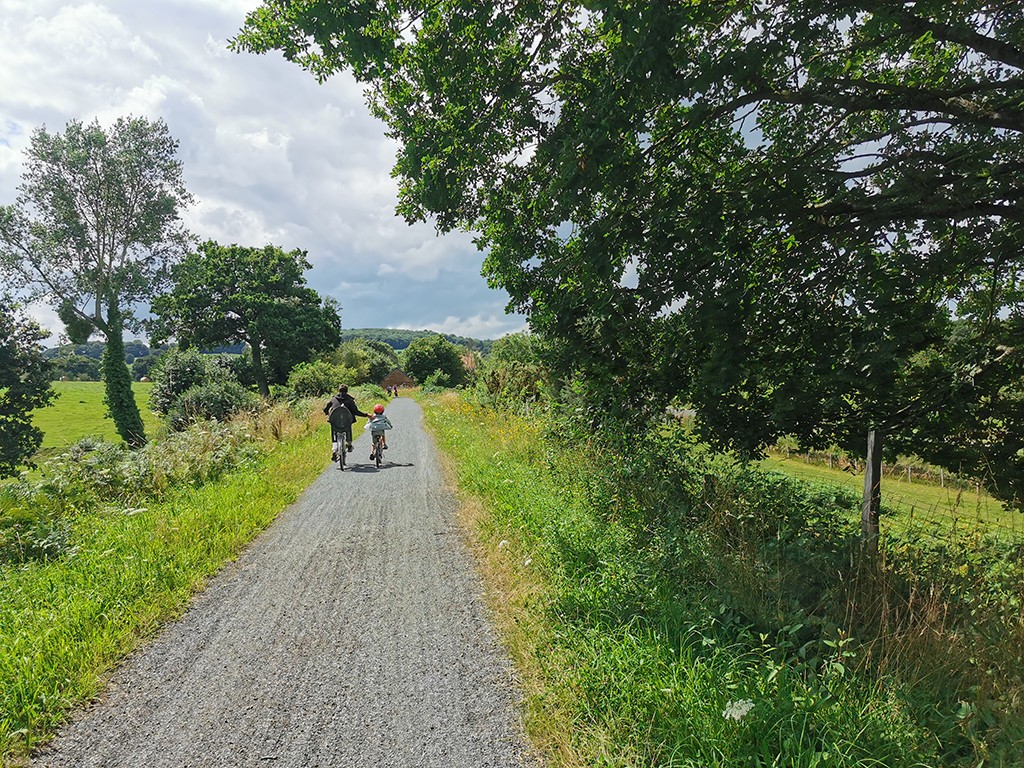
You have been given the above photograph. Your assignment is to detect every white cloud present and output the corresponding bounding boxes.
[0,0,523,341]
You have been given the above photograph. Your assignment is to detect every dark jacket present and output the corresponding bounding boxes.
[323,393,369,421]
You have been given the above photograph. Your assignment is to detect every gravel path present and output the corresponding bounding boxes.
[34,397,533,768]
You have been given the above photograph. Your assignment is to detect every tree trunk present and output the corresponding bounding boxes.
[101,302,146,447]
[249,337,270,398]
[861,429,882,552]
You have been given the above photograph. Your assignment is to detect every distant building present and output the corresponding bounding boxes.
[381,368,415,389]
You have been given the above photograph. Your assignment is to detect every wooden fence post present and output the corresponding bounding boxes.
[862,429,882,552]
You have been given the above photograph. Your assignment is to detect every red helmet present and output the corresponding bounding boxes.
[373,404,385,414]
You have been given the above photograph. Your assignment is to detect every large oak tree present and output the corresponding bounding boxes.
[149,241,342,397]
[0,117,193,446]
[235,2,1024,514]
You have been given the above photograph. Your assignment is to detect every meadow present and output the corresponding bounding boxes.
[31,382,161,460]
[762,454,1019,541]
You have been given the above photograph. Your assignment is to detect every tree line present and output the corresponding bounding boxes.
[339,328,493,354]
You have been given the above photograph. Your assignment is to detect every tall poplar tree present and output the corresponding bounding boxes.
[0,116,193,446]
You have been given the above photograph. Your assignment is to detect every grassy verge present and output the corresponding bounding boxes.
[421,391,1024,767]
[31,381,161,461]
[0,416,330,764]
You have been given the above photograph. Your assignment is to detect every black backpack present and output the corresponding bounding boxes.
[327,400,354,430]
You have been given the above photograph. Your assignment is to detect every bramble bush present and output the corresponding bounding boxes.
[0,402,310,566]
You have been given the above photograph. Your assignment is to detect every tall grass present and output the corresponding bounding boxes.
[0,401,330,763]
[423,392,1024,767]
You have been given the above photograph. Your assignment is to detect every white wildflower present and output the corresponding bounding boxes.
[722,699,755,721]
[523,557,532,566]
[498,540,509,551]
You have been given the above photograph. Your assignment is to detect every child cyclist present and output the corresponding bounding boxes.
[366,403,393,461]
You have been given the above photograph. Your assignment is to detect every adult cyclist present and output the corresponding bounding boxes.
[323,384,369,461]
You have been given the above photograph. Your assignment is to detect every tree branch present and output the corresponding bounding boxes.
[864,1,1024,70]
[767,81,1024,132]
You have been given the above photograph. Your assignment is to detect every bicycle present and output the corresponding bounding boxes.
[334,428,347,470]
[370,431,385,469]
[328,405,354,472]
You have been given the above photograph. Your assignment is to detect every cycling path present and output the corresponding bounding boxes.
[34,397,533,768]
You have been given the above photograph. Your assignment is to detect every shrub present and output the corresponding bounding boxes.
[150,348,258,430]
[165,380,259,431]
[287,360,340,397]
[267,384,292,402]
[151,349,223,415]
[421,369,449,392]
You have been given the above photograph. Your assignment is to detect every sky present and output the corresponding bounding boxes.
[0,0,527,344]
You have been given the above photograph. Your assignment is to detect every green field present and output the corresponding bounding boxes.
[763,453,1021,539]
[32,381,161,459]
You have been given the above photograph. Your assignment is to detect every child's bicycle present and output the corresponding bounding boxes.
[370,431,385,469]
[366,404,392,469]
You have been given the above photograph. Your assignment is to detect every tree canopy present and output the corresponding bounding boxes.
[149,241,342,397]
[0,303,56,477]
[400,334,468,386]
[0,116,193,445]
[324,338,398,385]
[236,2,1024,507]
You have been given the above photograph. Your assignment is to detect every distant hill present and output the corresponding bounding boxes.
[340,328,494,354]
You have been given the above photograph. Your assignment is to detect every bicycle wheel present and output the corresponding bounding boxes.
[374,436,382,468]
[335,430,345,471]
